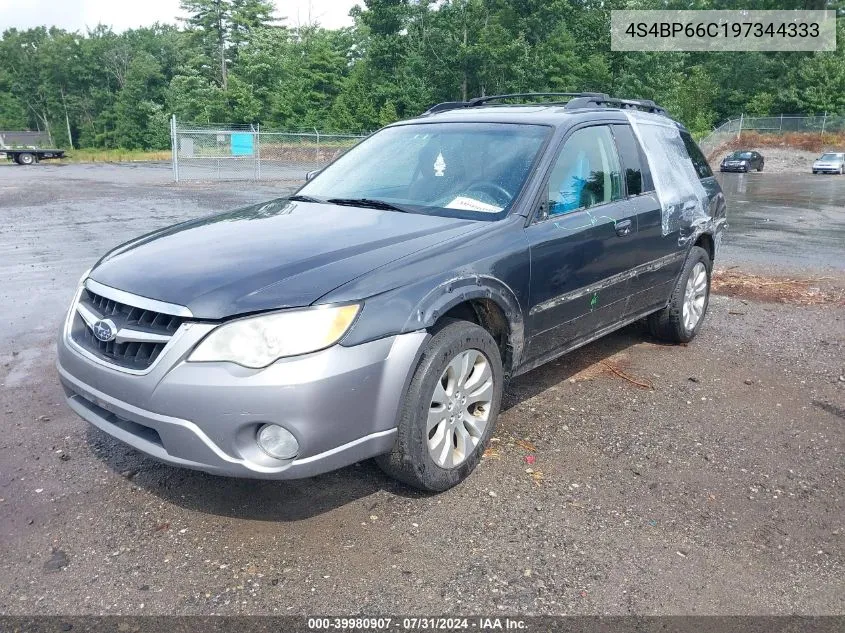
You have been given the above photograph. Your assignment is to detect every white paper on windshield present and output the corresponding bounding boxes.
[625,111,709,236]
[445,197,503,213]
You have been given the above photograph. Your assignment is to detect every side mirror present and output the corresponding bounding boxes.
[305,169,320,182]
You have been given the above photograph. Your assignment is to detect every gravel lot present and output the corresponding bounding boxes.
[0,163,843,616]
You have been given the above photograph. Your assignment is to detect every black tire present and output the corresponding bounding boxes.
[647,246,712,344]
[376,319,503,492]
[17,152,35,165]
[757,164,764,172]
[813,171,818,175]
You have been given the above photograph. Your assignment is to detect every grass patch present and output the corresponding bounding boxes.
[59,148,172,163]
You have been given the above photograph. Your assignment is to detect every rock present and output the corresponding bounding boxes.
[744,379,753,385]
[488,491,497,498]
[44,548,69,572]
[59,453,70,461]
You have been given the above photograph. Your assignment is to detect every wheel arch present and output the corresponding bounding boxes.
[694,232,715,263]
[405,276,525,378]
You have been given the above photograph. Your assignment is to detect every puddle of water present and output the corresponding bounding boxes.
[717,172,845,271]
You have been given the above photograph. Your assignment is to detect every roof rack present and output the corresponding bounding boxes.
[565,94,666,115]
[422,92,667,116]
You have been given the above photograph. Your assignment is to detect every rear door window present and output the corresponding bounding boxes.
[611,124,654,196]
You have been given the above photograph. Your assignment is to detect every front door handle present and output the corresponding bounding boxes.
[615,218,633,237]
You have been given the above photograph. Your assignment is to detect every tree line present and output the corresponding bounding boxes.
[1,0,843,150]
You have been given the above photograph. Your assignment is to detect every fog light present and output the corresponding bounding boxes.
[256,424,299,460]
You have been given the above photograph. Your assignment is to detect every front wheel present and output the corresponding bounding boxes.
[647,246,712,344]
[376,319,503,492]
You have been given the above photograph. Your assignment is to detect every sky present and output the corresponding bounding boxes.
[0,0,361,33]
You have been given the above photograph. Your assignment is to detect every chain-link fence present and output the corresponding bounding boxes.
[169,116,366,182]
[699,113,845,158]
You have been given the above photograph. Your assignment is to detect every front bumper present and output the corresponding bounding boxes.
[813,165,841,173]
[720,164,748,172]
[58,320,427,479]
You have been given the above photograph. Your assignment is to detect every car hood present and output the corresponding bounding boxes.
[89,199,480,319]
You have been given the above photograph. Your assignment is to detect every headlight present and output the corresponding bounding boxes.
[189,304,360,368]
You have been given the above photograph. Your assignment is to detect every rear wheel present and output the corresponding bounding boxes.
[647,246,711,344]
[376,319,503,492]
[17,152,35,165]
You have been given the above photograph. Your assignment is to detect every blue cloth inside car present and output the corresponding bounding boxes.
[550,152,589,215]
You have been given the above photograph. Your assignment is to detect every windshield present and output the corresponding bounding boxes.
[820,153,842,160]
[298,122,550,220]
[728,151,753,159]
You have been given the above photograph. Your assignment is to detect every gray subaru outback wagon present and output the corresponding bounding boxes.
[58,93,726,491]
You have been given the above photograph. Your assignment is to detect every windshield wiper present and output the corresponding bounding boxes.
[287,194,325,203]
[326,197,412,213]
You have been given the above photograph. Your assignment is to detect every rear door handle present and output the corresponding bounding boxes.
[615,218,633,237]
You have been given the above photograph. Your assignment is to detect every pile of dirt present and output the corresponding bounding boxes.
[706,131,845,173]
[711,268,845,306]
[708,146,825,174]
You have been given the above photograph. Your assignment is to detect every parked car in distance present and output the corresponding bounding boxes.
[812,152,845,175]
[720,150,764,173]
[57,92,726,492]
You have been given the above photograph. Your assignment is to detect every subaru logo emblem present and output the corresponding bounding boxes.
[92,318,117,342]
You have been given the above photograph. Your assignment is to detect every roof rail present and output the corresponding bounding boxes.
[422,92,667,116]
[564,95,667,115]
[422,93,608,115]
[467,92,608,106]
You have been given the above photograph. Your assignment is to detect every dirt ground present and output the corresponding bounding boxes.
[0,163,843,616]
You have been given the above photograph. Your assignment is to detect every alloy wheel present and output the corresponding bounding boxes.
[682,262,708,333]
[427,349,493,468]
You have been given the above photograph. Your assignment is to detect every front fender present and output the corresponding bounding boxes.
[401,275,525,363]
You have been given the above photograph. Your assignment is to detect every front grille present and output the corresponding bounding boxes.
[70,288,185,370]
